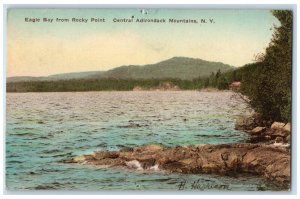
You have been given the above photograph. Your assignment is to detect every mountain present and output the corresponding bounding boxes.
[93,57,234,80]
[7,57,234,82]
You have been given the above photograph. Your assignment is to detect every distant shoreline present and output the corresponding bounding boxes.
[6,88,230,93]
[6,90,229,93]
[6,78,222,93]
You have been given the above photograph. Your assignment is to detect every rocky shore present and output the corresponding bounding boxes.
[235,114,291,145]
[64,143,290,188]
[63,113,291,189]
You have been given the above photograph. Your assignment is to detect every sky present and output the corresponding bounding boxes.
[7,9,279,77]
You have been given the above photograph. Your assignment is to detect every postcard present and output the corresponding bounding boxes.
[5,7,292,192]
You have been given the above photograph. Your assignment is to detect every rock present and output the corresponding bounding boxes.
[235,115,255,130]
[285,135,291,144]
[269,122,290,138]
[271,122,285,130]
[242,146,290,185]
[125,160,143,170]
[139,158,156,169]
[270,130,288,138]
[264,156,290,184]
[72,155,85,163]
[134,144,163,152]
[275,136,284,143]
[66,143,290,187]
[283,123,291,133]
[265,135,271,140]
[118,146,134,152]
[246,126,269,143]
[248,135,270,143]
[94,151,119,160]
[251,127,266,134]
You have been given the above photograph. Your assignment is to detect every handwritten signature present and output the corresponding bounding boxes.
[177,179,230,191]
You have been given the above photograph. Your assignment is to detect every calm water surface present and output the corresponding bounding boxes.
[6,91,282,191]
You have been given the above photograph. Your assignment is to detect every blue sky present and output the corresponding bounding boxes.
[7,9,279,77]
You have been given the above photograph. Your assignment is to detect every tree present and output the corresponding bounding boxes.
[241,10,292,122]
[217,76,228,90]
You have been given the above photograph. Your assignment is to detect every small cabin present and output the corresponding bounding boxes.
[229,81,241,91]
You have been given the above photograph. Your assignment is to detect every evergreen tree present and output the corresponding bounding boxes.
[241,10,292,122]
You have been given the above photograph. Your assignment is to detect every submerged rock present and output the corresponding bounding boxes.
[66,143,290,187]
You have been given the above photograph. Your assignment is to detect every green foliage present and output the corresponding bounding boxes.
[202,69,232,90]
[217,76,228,90]
[201,10,292,123]
[240,10,292,122]
[6,78,206,92]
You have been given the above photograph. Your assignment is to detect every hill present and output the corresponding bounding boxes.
[94,57,233,80]
[7,71,104,82]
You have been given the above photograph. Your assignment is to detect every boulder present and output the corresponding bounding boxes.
[271,122,285,130]
[283,123,291,133]
[269,130,286,138]
[251,127,266,134]
[235,115,255,130]
[269,122,290,138]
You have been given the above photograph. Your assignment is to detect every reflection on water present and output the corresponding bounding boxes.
[6,91,281,191]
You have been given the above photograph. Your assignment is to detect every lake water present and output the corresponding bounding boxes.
[6,91,282,191]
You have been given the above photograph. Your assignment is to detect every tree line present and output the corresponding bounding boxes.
[6,70,240,93]
[6,78,204,92]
